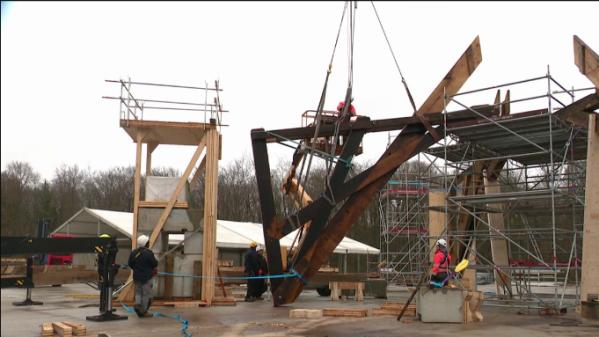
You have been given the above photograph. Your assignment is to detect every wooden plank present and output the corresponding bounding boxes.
[61,322,85,336]
[574,35,599,89]
[581,113,599,303]
[52,322,72,337]
[370,308,416,317]
[149,134,207,248]
[138,201,188,208]
[41,322,54,337]
[418,36,483,115]
[289,309,323,319]
[322,308,367,318]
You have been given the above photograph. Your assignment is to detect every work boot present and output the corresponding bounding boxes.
[244,297,255,302]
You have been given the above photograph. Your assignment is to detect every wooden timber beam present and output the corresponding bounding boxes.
[555,91,599,129]
[574,35,599,89]
[418,35,482,115]
[251,105,495,143]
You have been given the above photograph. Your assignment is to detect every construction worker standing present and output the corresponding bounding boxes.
[244,241,260,302]
[430,238,451,288]
[128,235,157,318]
[254,247,269,300]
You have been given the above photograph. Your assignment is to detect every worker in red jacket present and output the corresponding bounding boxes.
[430,238,451,287]
[337,101,356,118]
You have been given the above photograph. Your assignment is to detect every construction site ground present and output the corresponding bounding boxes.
[2,284,597,337]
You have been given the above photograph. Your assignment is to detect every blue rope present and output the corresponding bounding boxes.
[121,303,191,337]
[156,271,300,280]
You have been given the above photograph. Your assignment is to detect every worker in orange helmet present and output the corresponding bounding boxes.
[336,100,357,117]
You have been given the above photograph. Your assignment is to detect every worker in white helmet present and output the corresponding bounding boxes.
[430,238,451,288]
[128,234,157,317]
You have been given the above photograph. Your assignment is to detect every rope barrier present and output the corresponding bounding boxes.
[121,303,191,337]
[156,270,301,281]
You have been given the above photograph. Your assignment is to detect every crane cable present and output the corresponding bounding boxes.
[289,1,348,257]
[370,1,418,114]
[295,1,348,207]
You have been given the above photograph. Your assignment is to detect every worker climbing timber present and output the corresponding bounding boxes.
[430,238,452,288]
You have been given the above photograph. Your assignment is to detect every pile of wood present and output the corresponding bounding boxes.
[41,322,86,337]
[369,302,416,317]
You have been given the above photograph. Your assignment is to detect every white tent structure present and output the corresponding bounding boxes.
[53,208,380,255]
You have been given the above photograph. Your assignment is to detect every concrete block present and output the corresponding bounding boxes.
[417,287,466,323]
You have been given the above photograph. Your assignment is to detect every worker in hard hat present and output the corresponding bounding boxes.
[255,247,269,300]
[336,100,357,118]
[128,234,158,318]
[430,238,451,288]
[243,241,260,302]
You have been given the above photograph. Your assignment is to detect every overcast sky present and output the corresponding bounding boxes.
[2,1,598,180]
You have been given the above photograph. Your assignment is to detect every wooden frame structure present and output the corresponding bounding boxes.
[251,36,484,306]
[109,80,223,306]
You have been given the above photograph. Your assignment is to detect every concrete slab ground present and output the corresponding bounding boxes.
[2,284,597,337]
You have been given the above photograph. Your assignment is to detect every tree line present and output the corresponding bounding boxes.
[0,157,391,249]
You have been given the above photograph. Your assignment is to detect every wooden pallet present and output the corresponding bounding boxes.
[322,308,368,318]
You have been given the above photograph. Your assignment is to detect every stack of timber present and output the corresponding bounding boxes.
[370,302,416,317]
[41,323,54,337]
[322,308,368,318]
[42,321,87,337]
[61,322,86,336]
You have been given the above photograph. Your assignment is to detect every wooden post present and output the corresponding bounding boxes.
[132,133,144,249]
[581,113,599,304]
[428,191,447,262]
[201,128,219,305]
[117,132,144,303]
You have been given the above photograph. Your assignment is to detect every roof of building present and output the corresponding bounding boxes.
[53,208,379,255]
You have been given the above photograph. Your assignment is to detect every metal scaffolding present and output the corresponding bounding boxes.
[379,70,595,311]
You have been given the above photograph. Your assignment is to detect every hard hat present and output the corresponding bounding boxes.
[337,101,346,111]
[250,241,257,248]
[99,234,111,238]
[137,235,150,248]
[436,238,447,248]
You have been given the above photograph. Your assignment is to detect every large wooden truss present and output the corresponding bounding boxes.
[251,36,483,306]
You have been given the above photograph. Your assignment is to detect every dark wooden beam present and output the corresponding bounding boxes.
[251,132,284,291]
